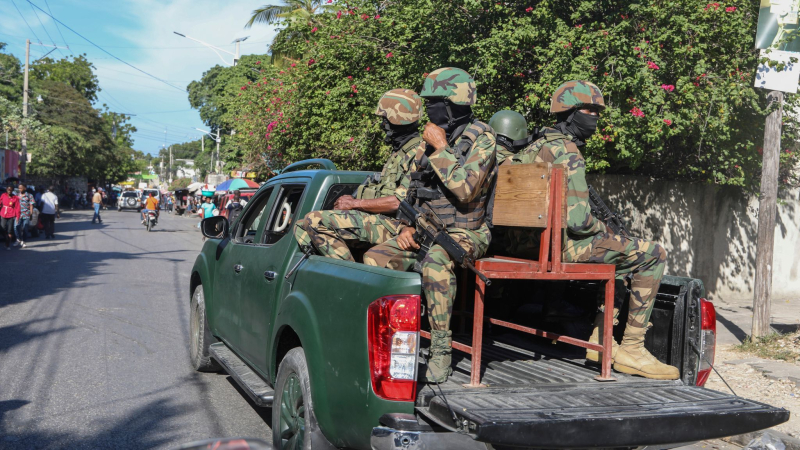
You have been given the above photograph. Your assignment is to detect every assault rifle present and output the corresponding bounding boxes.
[398,200,492,286]
[587,185,629,237]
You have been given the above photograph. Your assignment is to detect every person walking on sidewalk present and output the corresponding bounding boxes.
[1,185,20,250]
[40,186,59,239]
[15,184,35,248]
[92,189,103,224]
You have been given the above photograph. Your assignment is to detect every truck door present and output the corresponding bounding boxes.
[212,187,276,356]
[237,182,308,372]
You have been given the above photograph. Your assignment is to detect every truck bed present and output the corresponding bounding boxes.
[415,333,788,448]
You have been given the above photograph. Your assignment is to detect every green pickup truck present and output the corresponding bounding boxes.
[189,159,789,450]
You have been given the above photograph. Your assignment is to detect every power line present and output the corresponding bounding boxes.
[10,0,42,44]
[43,0,70,53]
[26,0,186,93]
[31,3,57,50]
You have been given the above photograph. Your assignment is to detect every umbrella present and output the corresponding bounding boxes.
[215,178,259,192]
[187,182,204,193]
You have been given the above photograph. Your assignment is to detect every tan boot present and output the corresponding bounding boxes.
[586,310,619,363]
[424,330,453,383]
[613,325,679,380]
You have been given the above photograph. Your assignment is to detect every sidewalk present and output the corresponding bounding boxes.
[712,296,800,346]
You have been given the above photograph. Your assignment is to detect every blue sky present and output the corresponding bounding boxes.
[0,0,278,155]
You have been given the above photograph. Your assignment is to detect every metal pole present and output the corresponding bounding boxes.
[21,39,30,180]
[752,91,783,337]
[169,145,173,184]
[234,41,240,66]
[216,130,221,174]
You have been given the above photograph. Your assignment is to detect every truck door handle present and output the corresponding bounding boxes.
[234,264,244,273]
[264,271,278,281]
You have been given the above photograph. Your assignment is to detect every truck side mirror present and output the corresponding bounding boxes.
[201,216,229,239]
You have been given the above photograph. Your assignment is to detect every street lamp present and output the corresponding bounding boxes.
[173,32,249,66]
[196,127,222,174]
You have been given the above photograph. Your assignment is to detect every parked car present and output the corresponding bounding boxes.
[117,191,141,212]
[141,188,161,204]
[189,159,789,450]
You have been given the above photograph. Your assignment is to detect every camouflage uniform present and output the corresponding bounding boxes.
[510,129,666,329]
[364,68,497,382]
[293,89,423,257]
[509,80,677,379]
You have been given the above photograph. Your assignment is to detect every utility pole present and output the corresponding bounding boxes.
[21,39,30,180]
[216,130,221,174]
[752,90,782,338]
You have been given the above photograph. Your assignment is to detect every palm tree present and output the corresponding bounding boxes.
[245,0,335,66]
[244,0,330,29]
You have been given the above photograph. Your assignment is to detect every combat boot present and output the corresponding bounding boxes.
[613,325,679,380]
[586,309,619,363]
[424,330,453,383]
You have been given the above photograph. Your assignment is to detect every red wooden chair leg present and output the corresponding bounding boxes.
[468,275,487,387]
[596,277,617,381]
[459,268,468,333]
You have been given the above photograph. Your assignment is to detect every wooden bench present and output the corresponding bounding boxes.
[421,164,617,386]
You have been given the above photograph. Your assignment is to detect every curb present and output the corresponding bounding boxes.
[723,430,800,450]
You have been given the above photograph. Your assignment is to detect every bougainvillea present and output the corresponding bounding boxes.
[214,0,799,188]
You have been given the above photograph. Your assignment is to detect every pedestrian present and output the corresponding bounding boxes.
[226,190,245,224]
[40,186,59,239]
[92,188,103,224]
[1,185,20,250]
[15,184,36,248]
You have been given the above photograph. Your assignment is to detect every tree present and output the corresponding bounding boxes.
[245,0,335,65]
[0,43,23,103]
[31,54,100,102]
[216,0,799,188]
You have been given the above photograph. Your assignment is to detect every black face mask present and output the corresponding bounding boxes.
[382,118,419,149]
[425,99,473,141]
[497,134,534,154]
[557,110,599,145]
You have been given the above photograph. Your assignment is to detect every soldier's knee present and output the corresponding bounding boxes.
[304,211,322,228]
[363,252,378,266]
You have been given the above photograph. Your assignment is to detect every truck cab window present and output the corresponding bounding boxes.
[264,184,306,245]
[233,187,274,244]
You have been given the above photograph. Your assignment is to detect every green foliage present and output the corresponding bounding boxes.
[192,0,798,188]
[31,54,100,102]
[169,177,192,190]
[0,43,23,103]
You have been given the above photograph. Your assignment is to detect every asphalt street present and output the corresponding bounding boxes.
[0,208,272,449]
[0,207,755,450]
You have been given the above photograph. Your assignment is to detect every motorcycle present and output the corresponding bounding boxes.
[143,210,158,232]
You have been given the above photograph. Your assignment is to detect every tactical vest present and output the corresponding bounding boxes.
[410,121,496,231]
[356,137,422,200]
[512,130,573,165]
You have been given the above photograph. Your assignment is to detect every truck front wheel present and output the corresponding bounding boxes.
[190,285,220,372]
[273,347,321,450]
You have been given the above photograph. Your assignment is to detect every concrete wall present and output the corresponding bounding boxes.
[586,174,800,302]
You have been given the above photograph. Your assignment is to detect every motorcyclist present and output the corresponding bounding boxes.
[141,192,160,224]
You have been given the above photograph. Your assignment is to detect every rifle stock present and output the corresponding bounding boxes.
[587,185,629,237]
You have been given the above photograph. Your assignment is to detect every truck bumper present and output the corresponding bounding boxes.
[370,427,487,450]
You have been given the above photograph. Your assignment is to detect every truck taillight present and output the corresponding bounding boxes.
[696,298,716,387]
[367,295,420,402]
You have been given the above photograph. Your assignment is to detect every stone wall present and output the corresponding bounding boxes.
[587,175,800,302]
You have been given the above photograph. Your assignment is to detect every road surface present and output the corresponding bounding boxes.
[0,209,271,449]
[0,208,748,450]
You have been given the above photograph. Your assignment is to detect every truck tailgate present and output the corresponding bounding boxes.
[417,382,788,448]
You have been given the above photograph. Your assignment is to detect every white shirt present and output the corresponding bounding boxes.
[41,192,59,214]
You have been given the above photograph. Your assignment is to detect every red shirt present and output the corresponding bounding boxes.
[0,193,20,219]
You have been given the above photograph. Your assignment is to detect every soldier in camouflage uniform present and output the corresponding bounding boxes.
[509,80,678,380]
[293,89,424,260]
[363,68,497,383]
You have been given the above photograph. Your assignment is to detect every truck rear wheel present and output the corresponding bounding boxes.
[273,347,321,450]
[190,285,220,372]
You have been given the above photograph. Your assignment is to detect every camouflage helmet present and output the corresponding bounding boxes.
[419,67,477,106]
[488,110,528,141]
[550,80,606,113]
[375,89,423,125]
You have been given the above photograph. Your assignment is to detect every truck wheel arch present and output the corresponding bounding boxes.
[273,325,302,381]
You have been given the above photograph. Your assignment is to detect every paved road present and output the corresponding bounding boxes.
[0,208,752,450]
[0,209,272,449]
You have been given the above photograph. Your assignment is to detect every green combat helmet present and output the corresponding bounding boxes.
[550,80,606,113]
[375,89,423,125]
[489,110,528,142]
[420,67,476,105]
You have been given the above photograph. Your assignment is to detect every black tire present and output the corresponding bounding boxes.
[146,218,152,232]
[190,285,220,372]
[273,347,322,450]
